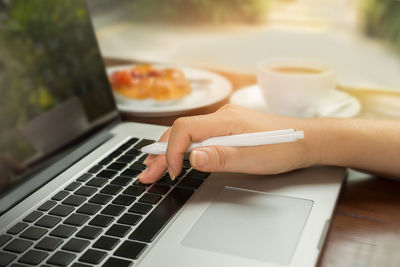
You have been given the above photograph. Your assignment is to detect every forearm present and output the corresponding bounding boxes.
[310,118,400,179]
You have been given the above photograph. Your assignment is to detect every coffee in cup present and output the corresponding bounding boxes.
[257,59,336,118]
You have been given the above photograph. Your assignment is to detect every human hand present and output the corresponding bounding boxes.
[138,104,321,183]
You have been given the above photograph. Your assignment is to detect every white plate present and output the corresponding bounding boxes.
[106,65,232,117]
[230,84,361,118]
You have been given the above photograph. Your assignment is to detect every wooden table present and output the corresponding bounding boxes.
[105,58,400,267]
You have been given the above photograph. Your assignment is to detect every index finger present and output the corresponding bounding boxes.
[166,112,234,178]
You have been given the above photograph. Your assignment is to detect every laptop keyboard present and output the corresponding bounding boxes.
[0,137,210,266]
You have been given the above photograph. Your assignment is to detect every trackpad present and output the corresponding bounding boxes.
[181,187,313,265]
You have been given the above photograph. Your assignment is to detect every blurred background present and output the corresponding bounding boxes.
[86,0,400,90]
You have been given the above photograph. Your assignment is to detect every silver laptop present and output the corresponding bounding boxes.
[0,1,345,266]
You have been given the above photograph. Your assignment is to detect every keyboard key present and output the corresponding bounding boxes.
[165,169,186,179]
[133,139,154,149]
[178,178,203,190]
[116,145,131,153]
[128,203,152,215]
[52,191,70,201]
[76,203,101,215]
[76,173,92,182]
[111,176,132,186]
[35,215,62,228]
[105,224,131,238]
[89,215,114,227]
[76,226,102,240]
[123,186,146,196]
[187,169,210,180]
[120,169,140,178]
[97,170,117,179]
[89,194,112,205]
[38,200,57,211]
[35,237,63,251]
[125,137,139,145]
[130,187,194,242]
[101,185,123,195]
[87,165,102,174]
[118,143,132,151]
[98,156,113,165]
[23,211,43,223]
[75,186,97,197]
[64,182,81,191]
[7,222,28,235]
[4,239,32,253]
[108,148,125,158]
[155,175,178,186]
[112,195,136,206]
[133,179,150,187]
[79,249,107,264]
[130,161,146,171]
[20,226,47,240]
[19,249,48,265]
[114,240,147,260]
[47,251,76,266]
[0,251,16,266]
[101,204,125,216]
[0,234,12,247]
[93,236,119,250]
[118,213,142,226]
[103,257,133,267]
[64,214,90,226]
[86,177,108,187]
[182,159,192,169]
[120,142,132,151]
[49,205,74,217]
[62,195,86,206]
[50,225,77,239]
[108,162,127,171]
[137,153,148,163]
[139,193,162,204]
[62,238,89,253]
[124,148,140,157]
[10,262,27,267]
[149,185,170,195]
[71,263,91,267]
[116,155,135,164]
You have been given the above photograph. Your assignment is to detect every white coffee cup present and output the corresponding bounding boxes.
[257,58,336,118]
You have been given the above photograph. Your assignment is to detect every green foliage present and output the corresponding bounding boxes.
[129,0,271,24]
[0,0,115,162]
[361,0,400,50]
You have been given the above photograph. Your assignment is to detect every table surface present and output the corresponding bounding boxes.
[105,58,400,267]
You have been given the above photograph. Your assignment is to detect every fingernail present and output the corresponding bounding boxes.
[168,167,176,181]
[137,168,149,181]
[143,157,151,166]
[192,149,209,168]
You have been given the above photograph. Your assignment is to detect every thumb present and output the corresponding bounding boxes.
[190,146,237,172]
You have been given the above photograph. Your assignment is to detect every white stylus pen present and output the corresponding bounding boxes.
[141,128,304,155]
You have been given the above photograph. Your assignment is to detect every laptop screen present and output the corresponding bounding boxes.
[0,1,117,195]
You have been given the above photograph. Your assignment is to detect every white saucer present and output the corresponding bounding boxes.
[230,85,361,118]
[107,65,232,117]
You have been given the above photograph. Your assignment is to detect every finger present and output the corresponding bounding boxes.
[166,113,236,178]
[190,146,239,172]
[144,127,172,166]
[189,146,270,173]
[138,155,167,183]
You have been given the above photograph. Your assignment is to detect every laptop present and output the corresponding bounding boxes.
[0,1,345,266]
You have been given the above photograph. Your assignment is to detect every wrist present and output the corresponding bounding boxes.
[301,117,326,167]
